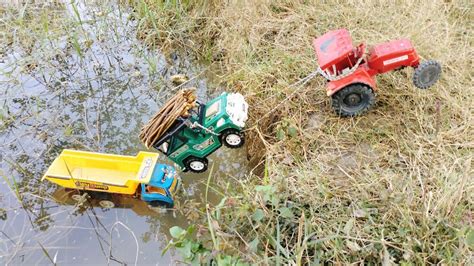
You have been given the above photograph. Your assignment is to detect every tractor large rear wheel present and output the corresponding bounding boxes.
[331,84,375,117]
[413,60,441,89]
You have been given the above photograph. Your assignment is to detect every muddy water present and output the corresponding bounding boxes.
[0,1,247,264]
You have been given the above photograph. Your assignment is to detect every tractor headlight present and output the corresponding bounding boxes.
[216,118,225,128]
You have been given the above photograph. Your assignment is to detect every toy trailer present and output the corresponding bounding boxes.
[42,149,180,208]
[150,92,249,173]
[313,29,441,116]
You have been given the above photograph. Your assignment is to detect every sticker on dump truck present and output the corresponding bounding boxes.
[75,181,109,191]
[383,55,409,66]
[139,157,153,180]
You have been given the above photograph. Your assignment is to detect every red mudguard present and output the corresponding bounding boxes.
[326,68,377,96]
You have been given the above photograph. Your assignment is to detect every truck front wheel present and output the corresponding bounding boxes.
[221,129,245,148]
[184,156,208,173]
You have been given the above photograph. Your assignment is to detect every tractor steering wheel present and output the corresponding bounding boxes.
[355,43,366,59]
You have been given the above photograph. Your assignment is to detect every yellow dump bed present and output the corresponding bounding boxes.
[42,149,159,195]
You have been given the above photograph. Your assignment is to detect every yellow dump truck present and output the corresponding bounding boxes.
[42,149,179,208]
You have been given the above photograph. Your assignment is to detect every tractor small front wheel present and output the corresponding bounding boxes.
[331,84,375,117]
[221,129,245,148]
[413,60,441,89]
[184,156,208,173]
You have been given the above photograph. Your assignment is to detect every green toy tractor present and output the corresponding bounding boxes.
[142,91,248,173]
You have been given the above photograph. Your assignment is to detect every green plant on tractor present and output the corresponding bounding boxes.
[140,89,249,173]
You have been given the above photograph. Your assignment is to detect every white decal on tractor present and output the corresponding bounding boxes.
[170,145,188,158]
[383,55,409,66]
[193,138,214,150]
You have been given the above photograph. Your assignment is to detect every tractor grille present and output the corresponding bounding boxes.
[169,176,179,194]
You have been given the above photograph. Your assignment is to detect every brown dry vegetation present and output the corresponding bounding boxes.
[132,0,474,264]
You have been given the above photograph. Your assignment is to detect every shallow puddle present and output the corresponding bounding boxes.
[0,1,248,264]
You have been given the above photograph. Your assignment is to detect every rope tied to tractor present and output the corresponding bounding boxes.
[139,88,197,148]
[316,54,366,81]
[252,70,319,126]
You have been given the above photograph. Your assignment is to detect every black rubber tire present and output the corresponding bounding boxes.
[221,129,245,148]
[413,60,441,89]
[331,84,375,117]
[98,199,115,209]
[184,156,208,173]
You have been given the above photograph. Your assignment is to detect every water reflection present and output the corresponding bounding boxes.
[0,0,248,264]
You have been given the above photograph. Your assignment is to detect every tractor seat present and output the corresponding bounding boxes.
[353,43,366,60]
[331,43,366,78]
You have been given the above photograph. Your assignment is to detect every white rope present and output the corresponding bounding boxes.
[189,121,220,136]
[317,55,365,81]
[253,70,319,125]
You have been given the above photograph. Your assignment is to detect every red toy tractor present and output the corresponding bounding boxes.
[313,29,441,116]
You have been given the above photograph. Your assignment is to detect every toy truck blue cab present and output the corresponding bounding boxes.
[140,163,179,207]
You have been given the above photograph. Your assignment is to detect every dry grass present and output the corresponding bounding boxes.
[130,0,474,264]
[1,0,470,263]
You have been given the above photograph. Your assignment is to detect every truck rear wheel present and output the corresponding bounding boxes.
[98,200,115,209]
[71,194,83,202]
[413,60,441,89]
[221,129,245,148]
[70,191,88,202]
[184,156,208,173]
[331,84,375,117]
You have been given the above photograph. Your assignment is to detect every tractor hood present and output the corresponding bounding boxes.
[225,93,248,128]
[313,29,353,70]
